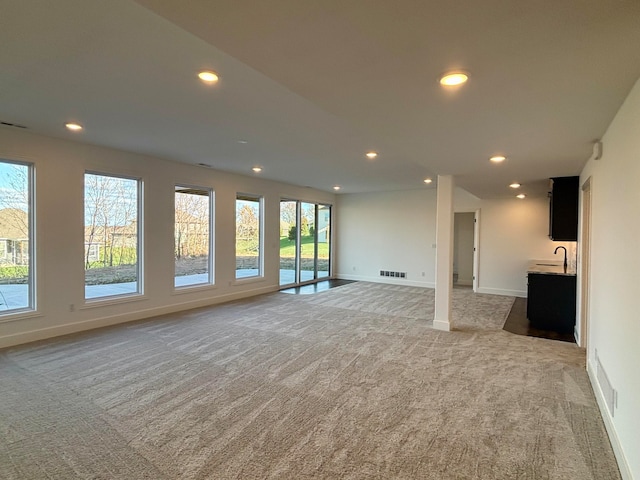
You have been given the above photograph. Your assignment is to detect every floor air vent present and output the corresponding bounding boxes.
[596,351,617,417]
[379,270,406,278]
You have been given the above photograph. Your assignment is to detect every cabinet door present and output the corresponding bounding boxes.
[527,273,577,333]
[549,176,579,241]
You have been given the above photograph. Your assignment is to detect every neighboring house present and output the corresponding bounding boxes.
[175,209,208,258]
[0,208,29,266]
[84,222,138,265]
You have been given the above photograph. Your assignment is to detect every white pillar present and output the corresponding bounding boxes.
[434,175,454,331]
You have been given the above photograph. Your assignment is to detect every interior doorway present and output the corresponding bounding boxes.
[453,211,478,291]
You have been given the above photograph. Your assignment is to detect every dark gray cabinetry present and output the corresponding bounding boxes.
[549,176,579,241]
[527,273,576,333]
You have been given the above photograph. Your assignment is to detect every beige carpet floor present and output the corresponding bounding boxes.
[0,282,620,479]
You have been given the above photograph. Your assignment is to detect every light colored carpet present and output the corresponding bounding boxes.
[0,282,619,479]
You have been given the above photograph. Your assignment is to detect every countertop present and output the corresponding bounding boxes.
[527,260,577,276]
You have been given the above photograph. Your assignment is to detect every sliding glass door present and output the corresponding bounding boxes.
[280,199,331,287]
[317,205,330,279]
[279,200,297,285]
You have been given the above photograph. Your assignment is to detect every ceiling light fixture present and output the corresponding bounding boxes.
[439,71,469,86]
[65,122,83,131]
[509,183,521,189]
[516,194,526,199]
[490,155,506,163]
[365,151,378,159]
[252,166,262,173]
[423,178,433,184]
[198,70,219,83]
[237,140,248,144]
[333,185,341,191]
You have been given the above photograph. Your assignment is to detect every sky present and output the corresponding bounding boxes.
[0,161,29,212]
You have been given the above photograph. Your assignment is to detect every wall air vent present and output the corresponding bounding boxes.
[0,121,27,129]
[596,350,617,417]
[380,270,406,279]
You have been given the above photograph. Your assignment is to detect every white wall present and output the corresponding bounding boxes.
[335,189,437,286]
[0,128,334,348]
[474,197,575,297]
[579,78,640,480]
[337,186,567,296]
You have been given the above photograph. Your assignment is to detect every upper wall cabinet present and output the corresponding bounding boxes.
[549,176,579,241]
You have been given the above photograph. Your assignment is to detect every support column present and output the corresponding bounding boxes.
[434,175,454,331]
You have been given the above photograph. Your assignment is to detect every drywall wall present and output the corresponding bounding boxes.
[579,77,640,480]
[337,186,564,296]
[474,197,576,296]
[335,189,438,286]
[0,128,334,348]
[455,188,576,296]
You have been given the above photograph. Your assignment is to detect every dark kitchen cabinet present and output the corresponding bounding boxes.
[549,176,579,241]
[527,273,576,333]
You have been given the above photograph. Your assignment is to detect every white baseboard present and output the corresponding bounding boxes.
[587,360,633,480]
[336,273,434,289]
[433,319,451,331]
[0,285,278,349]
[476,286,527,297]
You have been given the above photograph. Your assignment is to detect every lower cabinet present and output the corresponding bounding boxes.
[527,273,577,333]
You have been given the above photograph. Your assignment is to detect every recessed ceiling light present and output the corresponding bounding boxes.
[252,166,262,173]
[516,194,526,199]
[365,151,378,159]
[198,70,219,83]
[65,122,83,131]
[423,178,433,184]
[237,140,248,144]
[333,185,341,191]
[490,155,506,163]
[509,183,521,189]
[439,71,469,86]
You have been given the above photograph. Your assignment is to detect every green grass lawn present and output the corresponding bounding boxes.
[279,235,329,258]
[235,236,329,258]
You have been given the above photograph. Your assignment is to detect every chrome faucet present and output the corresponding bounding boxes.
[554,246,568,270]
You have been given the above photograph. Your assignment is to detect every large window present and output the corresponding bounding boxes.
[175,185,212,287]
[235,194,262,279]
[0,160,33,312]
[279,200,331,286]
[84,172,141,300]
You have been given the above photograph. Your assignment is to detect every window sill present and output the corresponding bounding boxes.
[0,309,43,325]
[82,293,147,310]
[232,275,265,286]
[172,283,217,295]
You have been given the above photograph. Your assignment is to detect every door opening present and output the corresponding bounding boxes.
[453,212,477,290]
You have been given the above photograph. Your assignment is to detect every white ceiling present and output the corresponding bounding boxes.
[1,0,639,198]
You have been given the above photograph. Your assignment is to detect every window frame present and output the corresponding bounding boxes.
[0,159,35,317]
[235,193,264,280]
[174,184,214,289]
[83,170,143,303]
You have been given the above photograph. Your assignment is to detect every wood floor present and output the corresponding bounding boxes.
[280,278,356,295]
[503,297,576,343]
